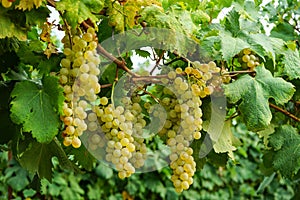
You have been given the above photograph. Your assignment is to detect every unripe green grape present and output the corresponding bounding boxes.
[247,60,255,68]
[249,54,256,61]
[168,71,177,79]
[242,54,250,62]
[83,33,93,42]
[243,48,251,55]
[61,58,71,68]
[78,39,87,49]
[63,48,72,56]
[72,137,81,148]
[88,41,98,50]
[63,137,72,146]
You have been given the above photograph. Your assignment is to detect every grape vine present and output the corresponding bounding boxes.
[1,0,300,198]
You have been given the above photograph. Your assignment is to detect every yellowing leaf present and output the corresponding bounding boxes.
[44,43,58,59]
[10,76,64,143]
[212,120,241,159]
[15,0,43,11]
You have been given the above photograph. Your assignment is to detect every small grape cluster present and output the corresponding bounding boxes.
[240,48,260,70]
[175,61,222,98]
[59,27,101,148]
[86,96,148,179]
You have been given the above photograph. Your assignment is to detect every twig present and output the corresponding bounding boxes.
[47,0,72,48]
[150,50,165,75]
[137,86,160,103]
[269,103,300,122]
[101,83,113,88]
[97,44,140,77]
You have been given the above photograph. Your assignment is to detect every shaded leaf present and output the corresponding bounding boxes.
[18,138,78,181]
[268,125,300,178]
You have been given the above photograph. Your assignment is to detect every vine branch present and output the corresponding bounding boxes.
[97,45,140,77]
[269,103,300,122]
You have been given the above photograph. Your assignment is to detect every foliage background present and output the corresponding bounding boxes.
[0,0,300,199]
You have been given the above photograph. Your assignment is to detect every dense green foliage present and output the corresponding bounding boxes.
[0,0,300,199]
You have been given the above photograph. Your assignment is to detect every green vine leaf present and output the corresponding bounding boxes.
[224,10,240,37]
[56,0,104,28]
[282,49,300,80]
[219,32,249,62]
[223,66,295,131]
[267,125,300,178]
[10,76,64,143]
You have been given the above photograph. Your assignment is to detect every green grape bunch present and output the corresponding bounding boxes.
[58,27,101,148]
[240,48,260,70]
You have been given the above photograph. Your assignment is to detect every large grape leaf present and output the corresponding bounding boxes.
[18,138,80,181]
[56,0,104,28]
[223,66,295,131]
[10,76,64,143]
[282,49,300,80]
[267,125,300,178]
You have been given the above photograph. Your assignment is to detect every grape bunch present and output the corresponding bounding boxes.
[240,48,260,70]
[1,0,13,8]
[148,70,204,193]
[86,96,148,179]
[58,27,101,148]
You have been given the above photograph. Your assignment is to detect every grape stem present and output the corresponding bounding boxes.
[269,103,300,122]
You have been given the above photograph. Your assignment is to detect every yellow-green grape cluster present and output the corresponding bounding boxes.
[59,27,101,148]
[1,0,12,8]
[176,61,220,98]
[241,48,260,70]
[157,72,203,192]
[91,96,147,179]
